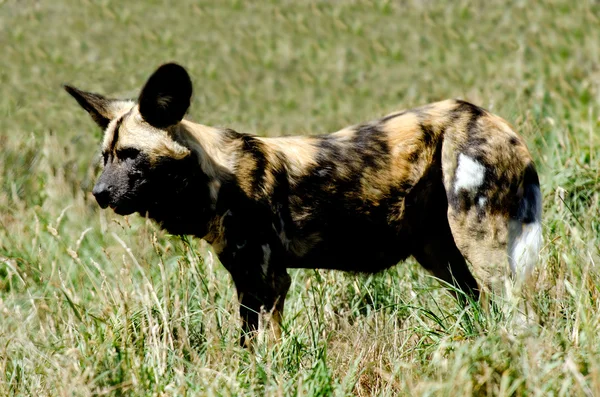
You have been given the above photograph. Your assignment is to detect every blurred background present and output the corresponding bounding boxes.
[1,1,599,395]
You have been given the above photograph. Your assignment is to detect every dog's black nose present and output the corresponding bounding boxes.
[92,182,111,209]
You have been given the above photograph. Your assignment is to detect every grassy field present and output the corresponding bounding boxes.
[1,0,600,395]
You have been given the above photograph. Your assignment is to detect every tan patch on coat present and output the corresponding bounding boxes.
[448,207,510,294]
[330,126,357,140]
[178,120,240,178]
[257,136,319,178]
[383,112,422,182]
[421,100,460,135]
[103,106,191,162]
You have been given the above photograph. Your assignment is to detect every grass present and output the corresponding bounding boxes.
[1,0,600,395]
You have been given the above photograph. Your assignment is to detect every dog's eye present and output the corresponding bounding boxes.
[116,148,140,160]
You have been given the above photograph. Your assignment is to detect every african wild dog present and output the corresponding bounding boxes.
[65,63,542,345]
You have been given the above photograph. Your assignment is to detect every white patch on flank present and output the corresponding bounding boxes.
[454,153,486,194]
[478,196,487,208]
[261,244,272,275]
[508,186,543,279]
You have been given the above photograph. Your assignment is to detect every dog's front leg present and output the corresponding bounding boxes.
[221,242,291,348]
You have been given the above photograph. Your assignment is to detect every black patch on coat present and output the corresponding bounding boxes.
[418,122,435,147]
[407,150,420,163]
[465,136,488,152]
[138,152,214,237]
[453,190,474,213]
[454,100,486,118]
[239,135,268,194]
[270,162,295,239]
[353,123,390,168]
[109,117,124,152]
[453,100,487,152]
[222,128,244,141]
[515,163,541,224]
[380,110,407,123]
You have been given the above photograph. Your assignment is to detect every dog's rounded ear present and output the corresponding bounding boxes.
[138,63,192,129]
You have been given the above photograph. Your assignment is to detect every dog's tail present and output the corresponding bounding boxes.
[507,163,543,280]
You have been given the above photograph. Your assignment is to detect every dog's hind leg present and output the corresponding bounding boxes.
[444,164,542,297]
[412,221,480,304]
[441,113,542,297]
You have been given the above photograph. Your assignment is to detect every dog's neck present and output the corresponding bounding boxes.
[142,120,245,238]
[140,152,214,238]
[175,120,240,182]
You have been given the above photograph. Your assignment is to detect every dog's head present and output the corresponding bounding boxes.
[65,63,195,216]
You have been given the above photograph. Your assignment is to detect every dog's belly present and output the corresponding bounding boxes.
[286,243,411,273]
[283,219,414,273]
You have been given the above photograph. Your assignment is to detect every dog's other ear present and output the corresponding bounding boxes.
[64,85,132,130]
[138,63,192,129]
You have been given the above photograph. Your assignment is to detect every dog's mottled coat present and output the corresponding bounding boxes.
[65,63,542,345]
